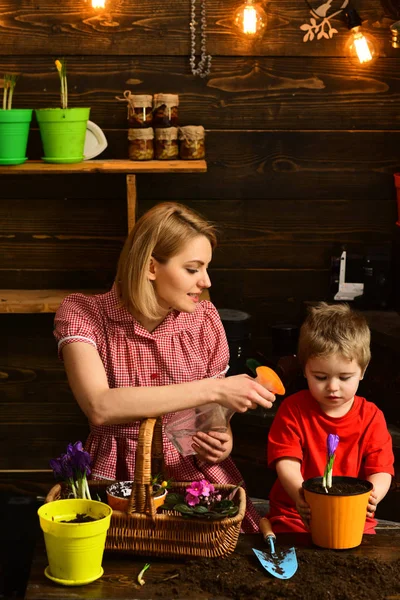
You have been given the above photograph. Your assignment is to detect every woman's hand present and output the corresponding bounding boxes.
[296,488,311,529]
[216,374,276,413]
[191,430,232,464]
[367,488,378,518]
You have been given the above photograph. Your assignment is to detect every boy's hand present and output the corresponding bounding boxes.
[367,488,378,518]
[296,488,311,529]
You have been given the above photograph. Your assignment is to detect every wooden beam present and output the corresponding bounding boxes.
[126,174,137,233]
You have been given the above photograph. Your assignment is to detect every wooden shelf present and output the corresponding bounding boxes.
[0,159,207,174]
[0,289,104,314]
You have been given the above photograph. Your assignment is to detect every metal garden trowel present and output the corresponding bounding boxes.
[252,517,298,580]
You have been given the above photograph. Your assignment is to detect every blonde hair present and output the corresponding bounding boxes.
[115,202,217,320]
[297,302,371,371]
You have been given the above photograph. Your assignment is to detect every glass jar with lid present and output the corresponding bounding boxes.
[127,94,153,128]
[153,93,179,128]
[128,128,154,161]
[179,125,205,160]
[116,91,153,128]
[154,127,179,160]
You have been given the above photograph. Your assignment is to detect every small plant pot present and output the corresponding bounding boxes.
[106,481,167,512]
[0,109,33,165]
[35,107,90,164]
[303,476,373,550]
[38,498,112,586]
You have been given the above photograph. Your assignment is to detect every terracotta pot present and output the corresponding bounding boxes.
[302,476,373,549]
[106,481,167,512]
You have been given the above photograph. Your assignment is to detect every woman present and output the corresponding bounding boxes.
[54,202,275,532]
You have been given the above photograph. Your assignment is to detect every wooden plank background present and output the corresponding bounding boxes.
[1,0,399,475]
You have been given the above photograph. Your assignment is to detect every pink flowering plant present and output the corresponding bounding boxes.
[50,441,92,500]
[160,479,240,520]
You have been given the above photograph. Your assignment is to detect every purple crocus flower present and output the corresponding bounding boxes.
[67,441,92,476]
[49,457,64,479]
[327,434,339,458]
[49,441,92,499]
[323,433,340,491]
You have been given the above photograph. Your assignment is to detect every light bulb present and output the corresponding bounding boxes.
[348,26,376,63]
[92,0,105,7]
[234,0,267,36]
[344,8,376,65]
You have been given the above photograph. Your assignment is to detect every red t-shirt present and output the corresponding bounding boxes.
[267,390,394,534]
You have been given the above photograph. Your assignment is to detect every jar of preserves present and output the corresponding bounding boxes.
[116,91,153,128]
[127,94,153,128]
[128,128,154,161]
[154,127,179,160]
[178,125,205,160]
[153,93,179,128]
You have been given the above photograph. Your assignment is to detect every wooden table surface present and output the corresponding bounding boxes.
[25,527,400,600]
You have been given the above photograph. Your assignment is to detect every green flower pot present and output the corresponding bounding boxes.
[0,109,33,165]
[35,107,90,164]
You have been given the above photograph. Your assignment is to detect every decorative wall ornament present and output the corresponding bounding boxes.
[190,0,212,78]
[300,0,349,42]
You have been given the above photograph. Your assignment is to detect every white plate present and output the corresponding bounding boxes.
[84,120,108,160]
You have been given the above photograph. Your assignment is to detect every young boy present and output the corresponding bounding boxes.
[267,302,394,534]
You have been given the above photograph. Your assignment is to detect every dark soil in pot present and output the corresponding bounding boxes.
[303,476,373,495]
[60,512,104,523]
[106,481,165,499]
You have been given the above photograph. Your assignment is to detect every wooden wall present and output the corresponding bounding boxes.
[1,0,400,476]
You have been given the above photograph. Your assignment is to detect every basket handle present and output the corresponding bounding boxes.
[127,417,163,519]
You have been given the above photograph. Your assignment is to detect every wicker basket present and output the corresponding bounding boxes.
[46,417,246,558]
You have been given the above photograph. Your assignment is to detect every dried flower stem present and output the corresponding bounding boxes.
[55,59,68,109]
[3,74,18,110]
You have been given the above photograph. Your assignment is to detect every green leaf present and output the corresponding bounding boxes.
[217,500,234,510]
[174,504,194,515]
[193,505,209,513]
[164,493,184,506]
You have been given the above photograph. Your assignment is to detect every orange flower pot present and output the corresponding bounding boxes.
[303,476,373,549]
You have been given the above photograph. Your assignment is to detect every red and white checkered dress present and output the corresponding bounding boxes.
[54,286,260,532]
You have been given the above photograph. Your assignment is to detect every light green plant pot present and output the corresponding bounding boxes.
[35,107,90,164]
[0,109,33,165]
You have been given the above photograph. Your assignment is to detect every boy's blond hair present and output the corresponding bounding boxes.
[115,202,217,320]
[297,302,371,371]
